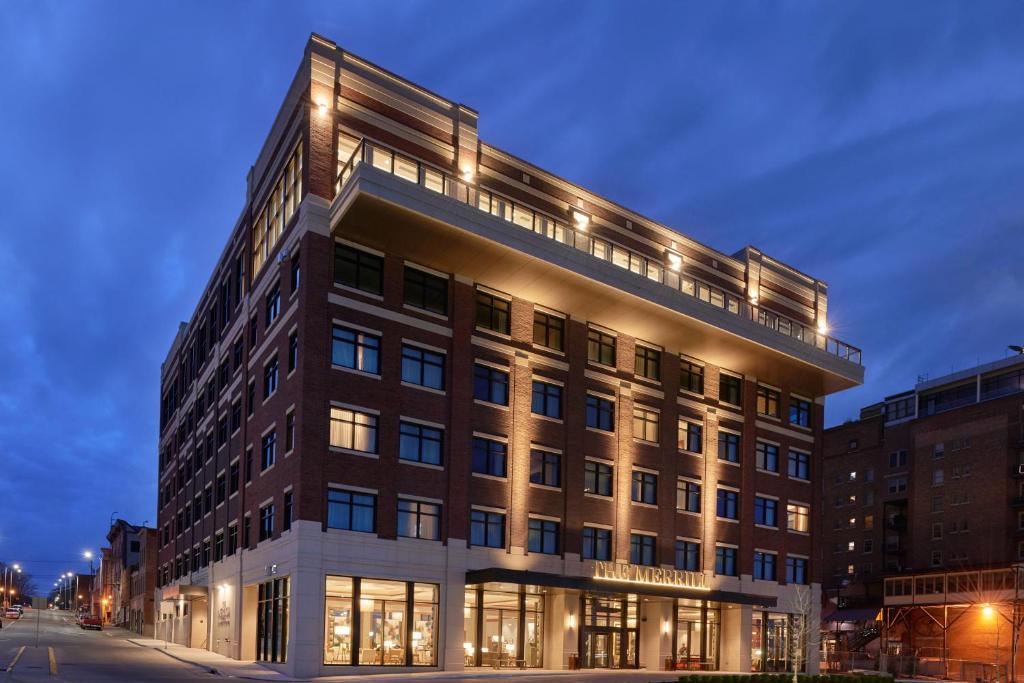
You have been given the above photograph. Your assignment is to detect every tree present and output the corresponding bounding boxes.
[0,561,37,604]
[789,583,820,681]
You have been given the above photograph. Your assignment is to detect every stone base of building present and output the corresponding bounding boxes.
[155,521,821,678]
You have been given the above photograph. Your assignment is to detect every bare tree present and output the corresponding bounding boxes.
[789,584,820,681]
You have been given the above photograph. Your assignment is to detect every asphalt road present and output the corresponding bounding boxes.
[0,609,215,682]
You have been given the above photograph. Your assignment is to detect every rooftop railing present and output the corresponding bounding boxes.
[335,138,863,367]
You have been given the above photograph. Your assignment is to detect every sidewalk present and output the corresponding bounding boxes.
[124,639,678,682]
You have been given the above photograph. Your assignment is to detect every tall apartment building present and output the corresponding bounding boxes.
[154,33,863,677]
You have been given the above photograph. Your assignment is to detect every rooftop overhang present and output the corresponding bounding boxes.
[159,584,208,602]
[466,567,776,607]
[331,165,864,397]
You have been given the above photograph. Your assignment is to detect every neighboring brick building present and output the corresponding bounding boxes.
[128,528,160,636]
[154,33,863,678]
[104,519,158,634]
[822,354,1024,671]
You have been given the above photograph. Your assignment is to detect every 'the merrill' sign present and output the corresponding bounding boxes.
[593,561,709,590]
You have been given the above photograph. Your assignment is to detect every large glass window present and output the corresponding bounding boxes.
[397,499,440,540]
[718,431,740,463]
[331,326,380,374]
[754,496,778,527]
[715,546,737,576]
[789,397,811,427]
[756,385,780,417]
[327,489,375,533]
[334,243,383,295]
[587,328,616,366]
[786,556,808,584]
[716,489,738,520]
[675,540,700,571]
[475,290,510,334]
[527,518,559,555]
[257,577,289,663]
[329,407,378,453]
[753,551,777,581]
[474,364,509,405]
[582,526,612,560]
[679,419,703,453]
[634,344,661,380]
[470,509,505,548]
[756,441,780,473]
[467,585,545,669]
[399,421,443,466]
[719,373,742,406]
[586,395,615,431]
[679,359,704,394]
[401,345,445,390]
[324,576,439,668]
[404,266,448,315]
[787,503,809,533]
[531,380,562,419]
[633,406,660,443]
[631,470,657,505]
[788,450,810,480]
[529,449,561,488]
[472,437,507,477]
[584,461,612,496]
[532,310,564,351]
[677,479,701,514]
[630,533,656,566]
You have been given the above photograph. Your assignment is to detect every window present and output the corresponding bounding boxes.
[475,290,510,334]
[290,253,300,293]
[754,551,777,581]
[327,489,375,532]
[789,397,811,427]
[584,461,613,496]
[399,344,444,390]
[633,406,660,443]
[230,399,241,433]
[288,332,298,373]
[756,385,780,417]
[717,488,738,520]
[780,557,807,587]
[399,421,443,466]
[788,450,810,480]
[715,546,737,576]
[634,345,661,380]
[630,473,655,505]
[263,356,279,399]
[529,449,561,488]
[932,469,944,486]
[587,328,616,366]
[719,373,742,406]
[285,411,295,452]
[675,540,700,571]
[331,326,380,374]
[756,441,780,473]
[677,479,701,514]
[404,266,448,315]
[259,503,275,542]
[889,450,908,468]
[216,473,226,505]
[247,380,255,417]
[586,394,615,431]
[473,364,509,405]
[245,447,253,483]
[261,431,277,471]
[931,522,943,540]
[679,359,704,394]
[532,310,564,351]
[888,477,908,493]
[787,503,809,533]
[334,243,383,295]
[679,419,703,454]
[582,526,612,561]
[531,381,562,419]
[471,437,507,477]
[470,509,505,548]
[329,407,378,454]
[265,283,281,326]
[229,461,239,494]
[630,534,656,566]
[754,496,778,527]
[397,499,440,540]
[228,525,238,556]
[283,491,293,532]
[527,518,559,555]
[718,431,740,463]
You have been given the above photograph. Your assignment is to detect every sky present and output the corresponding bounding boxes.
[1,1,1022,586]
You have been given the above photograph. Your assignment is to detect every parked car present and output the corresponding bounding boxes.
[4,608,20,620]
[79,615,102,631]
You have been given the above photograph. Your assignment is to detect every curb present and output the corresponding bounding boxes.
[126,639,221,676]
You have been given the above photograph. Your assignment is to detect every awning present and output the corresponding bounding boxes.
[159,584,208,601]
[466,568,777,607]
[824,607,881,622]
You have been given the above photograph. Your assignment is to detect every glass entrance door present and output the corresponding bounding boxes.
[582,628,639,668]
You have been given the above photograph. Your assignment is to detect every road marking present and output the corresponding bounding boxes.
[6,645,25,672]
[48,646,57,677]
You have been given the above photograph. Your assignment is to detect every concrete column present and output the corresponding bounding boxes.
[289,525,324,678]
[721,604,752,672]
[442,559,467,672]
[544,589,579,670]
[640,598,673,672]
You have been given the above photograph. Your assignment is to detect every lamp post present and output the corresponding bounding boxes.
[3,564,21,609]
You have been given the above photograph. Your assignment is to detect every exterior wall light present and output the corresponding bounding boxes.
[570,209,590,231]
[982,604,994,618]
[666,251,682,272]
[317,101,328,117]
[460,166,474,183]
[817,320,828,335]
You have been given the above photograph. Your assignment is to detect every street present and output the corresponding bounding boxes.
[0,609,214,681]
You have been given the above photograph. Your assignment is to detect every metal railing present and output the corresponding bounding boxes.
[335,138,863,366]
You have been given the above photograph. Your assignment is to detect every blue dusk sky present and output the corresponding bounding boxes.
[1,2,1022,584]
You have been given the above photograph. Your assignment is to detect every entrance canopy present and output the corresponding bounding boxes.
[159,584,208,601]
[466,568,776,607]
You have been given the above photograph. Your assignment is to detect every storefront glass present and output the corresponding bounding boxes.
[673,600,720,670]
[256,577,289,663]
[752,611,790,672]
[581,593,639,669]
[464,583,545,668]
[323,575,439,667]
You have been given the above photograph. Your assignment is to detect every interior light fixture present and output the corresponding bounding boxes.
[817,320,828,335]
[460,166,474,183]
[666,251,682,272]
[317,101,328,117]
[570,209,590,231]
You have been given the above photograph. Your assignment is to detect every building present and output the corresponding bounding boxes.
[822,354,1024,669]
[154,33,864,678]
[128,528,160,635]
[91,547,113,622]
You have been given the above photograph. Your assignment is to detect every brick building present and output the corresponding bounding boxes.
[154,33,863,677]
[821,354,1024,670]
[128,528,160,636]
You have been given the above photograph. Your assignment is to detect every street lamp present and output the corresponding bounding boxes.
[3,564,21,609]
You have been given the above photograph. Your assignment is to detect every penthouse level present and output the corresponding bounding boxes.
[155,33,863,679]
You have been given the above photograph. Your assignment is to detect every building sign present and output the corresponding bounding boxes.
[217,601,231,625]
[593,561,710,591]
